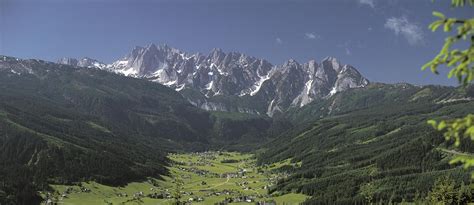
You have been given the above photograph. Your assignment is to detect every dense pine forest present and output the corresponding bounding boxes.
[258,83,474,203]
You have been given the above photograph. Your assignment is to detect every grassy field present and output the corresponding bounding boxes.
[44,152,308,205]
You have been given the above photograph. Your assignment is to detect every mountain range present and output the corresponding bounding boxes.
[2,50,473,204]
[58,44,369,116]
[0,55,276,203]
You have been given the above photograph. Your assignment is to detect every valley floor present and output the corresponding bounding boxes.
[43,152,308,205]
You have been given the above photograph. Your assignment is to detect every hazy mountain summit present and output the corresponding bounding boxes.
[58,57,107,69]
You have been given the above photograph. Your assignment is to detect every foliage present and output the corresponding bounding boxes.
[257,84,474,203]
[209,111,273,151]
[427,176,457,204]
[428,114,474,177]
[359,182,376,204]
[45,152,308,204]
[172,176,184,205]
[423,0,474,178]
[423,1,474,85]
[0,56,276,204]
[0,165,43,205]
[427,175,472,204]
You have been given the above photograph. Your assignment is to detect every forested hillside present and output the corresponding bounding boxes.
[1,56,473,204]
[257,83,474,203]
[0,56,271,204]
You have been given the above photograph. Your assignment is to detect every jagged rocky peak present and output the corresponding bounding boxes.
[264,57,369,116]
[321,56,341,71]
[303,60,319,75]
[57,44,369,115]
[109,43,189,78]
[58,57,79,66]
[57,57,106,69]
[283,58,299,66]
[277,59,299,75]
[331,64,369,94]
[78,57,106,69]
[209,48,225,60]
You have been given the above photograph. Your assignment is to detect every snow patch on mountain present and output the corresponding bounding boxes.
[250,73,271,96]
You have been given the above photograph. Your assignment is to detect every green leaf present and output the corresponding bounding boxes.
[433,11,445,19]
[430,21,443,32]
[427,120,437,128]
[437,121,447,130]
[448,69,456,78]
[465,126,474,139]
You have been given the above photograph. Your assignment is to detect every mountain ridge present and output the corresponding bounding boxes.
[1,54,473,204]
[57,44,369,116]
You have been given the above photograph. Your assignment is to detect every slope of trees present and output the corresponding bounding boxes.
[0,57,274,204]
[257,84,474,203]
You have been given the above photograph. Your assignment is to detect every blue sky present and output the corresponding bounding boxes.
[1,0,472,85]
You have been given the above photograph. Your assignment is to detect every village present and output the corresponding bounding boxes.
[43,151,308,204]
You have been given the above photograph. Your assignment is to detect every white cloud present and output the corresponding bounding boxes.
[345,48,352,56]
[275,38,283,44]
[337,40,365,56]
[384,16,423,46]
[304,33,320,40]
[358,0,375,9]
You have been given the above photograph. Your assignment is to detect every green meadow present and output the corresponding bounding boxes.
[45,152,308,205]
